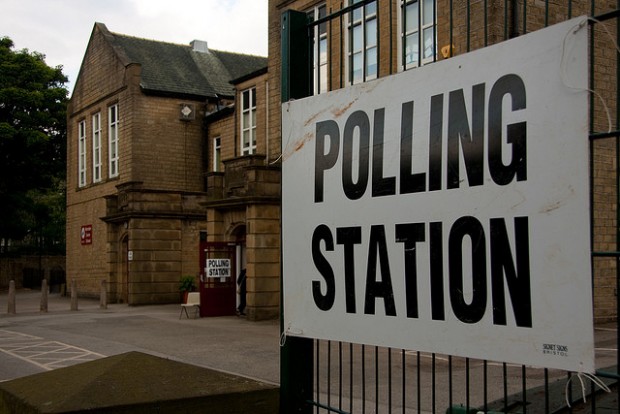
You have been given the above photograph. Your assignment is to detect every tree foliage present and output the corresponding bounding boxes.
[0,37,68,253]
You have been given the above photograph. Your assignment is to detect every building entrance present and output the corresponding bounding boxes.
[199,242,237,316]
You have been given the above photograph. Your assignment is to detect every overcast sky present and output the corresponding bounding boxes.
[1,0,268,95]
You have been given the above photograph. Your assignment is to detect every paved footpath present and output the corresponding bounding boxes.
[0,290,280,384]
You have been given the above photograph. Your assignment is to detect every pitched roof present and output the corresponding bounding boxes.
[97,23,267,100]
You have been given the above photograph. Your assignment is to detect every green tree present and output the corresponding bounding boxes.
[0,37,68,253]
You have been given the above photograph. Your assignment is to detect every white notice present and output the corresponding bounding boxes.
[281,17,594,372]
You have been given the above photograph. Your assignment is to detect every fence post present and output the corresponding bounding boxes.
[280,9,313,414]
[7,280,15,314]
[40,278,48,313]
[100,279,107,309]
[70,278,78,311]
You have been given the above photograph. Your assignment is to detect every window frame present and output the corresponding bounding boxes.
[309,3,328,94]
[213,136,221,172]
[400,0,437,71]
[92,112,102,183]
[78,120,87,187]
[347,0,378,85]
[240,88,257,155]
[108,104,119,178]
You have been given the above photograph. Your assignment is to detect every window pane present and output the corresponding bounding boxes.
[352,25,363,52]
[423,27,434,59]
[405,33,419,65]
[319,64,328,93]
[251,88,256,107]
[366,18,377,47]
[366,47,377,78]
[319,5,327,33]
[423,0,433,24]
[319,38,327,64]
[405,2,419,33]
[243,130,250,147]
[252,109,256,126]
[352,53,363,83]
[243,112,250,128]
[365,1,376,15]
[243,90,250,110]
[352,0,362,22]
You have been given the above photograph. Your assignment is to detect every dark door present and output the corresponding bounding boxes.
[199,242,237,317]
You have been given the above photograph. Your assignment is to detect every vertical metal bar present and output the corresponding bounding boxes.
[503,363,508,412]
[483,360,488,412]
[432,0,437,62]
[401,0,406,70]
[465,358,470,411]
[362,3,367,83]
[545,369,549,413]
[280,10,311,102]
[504,0,509,40]
[349,5,354,85]
[432,354,436,414]
[375,1,380,78]
[388,348,392,412]
[449,356,454,411]
[316,340,320,414]
[522,0,527,34]
[450,0,454,57]
[522,365,527,414]
[467,0,471,52]
[544,0,549,27]
[327,341,332,411]
[350,343,354,413]
[417,352,421,413]
[484,0,488,46]
[340,3,344,89]
[389,0,393,74]
[339,342,343,411]
[329,7,333,92]
[588,2,600,410]
[362,344,366,413]
[567,372,573,412]
[568,0,572,19]
[375,346,379,413]
[279,10,313,414]
[401,350,406,414]
[616,2,620,412]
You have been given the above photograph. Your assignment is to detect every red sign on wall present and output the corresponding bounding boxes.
[81,225,92,245]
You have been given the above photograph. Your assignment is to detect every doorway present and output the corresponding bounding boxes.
[199,242,237,316]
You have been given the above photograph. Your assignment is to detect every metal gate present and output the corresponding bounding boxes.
[280,1,620,413]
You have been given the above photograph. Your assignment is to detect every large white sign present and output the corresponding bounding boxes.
[282,17,594,372]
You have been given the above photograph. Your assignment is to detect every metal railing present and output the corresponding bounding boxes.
[280,1,620,412]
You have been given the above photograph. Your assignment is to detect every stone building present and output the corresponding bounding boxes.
[67,23,268,312]
[268,0,618,321]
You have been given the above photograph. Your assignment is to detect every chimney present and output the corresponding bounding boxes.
[191,40,209,53]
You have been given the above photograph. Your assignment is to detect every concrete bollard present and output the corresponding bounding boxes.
[70,279,78,311]
[7,280,16,315]
[40,279,48,313]
[100,280,107,310]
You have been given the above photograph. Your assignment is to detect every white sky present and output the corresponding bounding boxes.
[1,0,269,95]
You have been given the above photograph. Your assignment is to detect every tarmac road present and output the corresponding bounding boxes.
[0,290,617,413]
[0,290,280,384]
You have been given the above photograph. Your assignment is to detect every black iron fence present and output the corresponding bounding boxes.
[280,1,620,412]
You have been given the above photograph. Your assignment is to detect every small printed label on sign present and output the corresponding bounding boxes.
[542,343,569,357]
